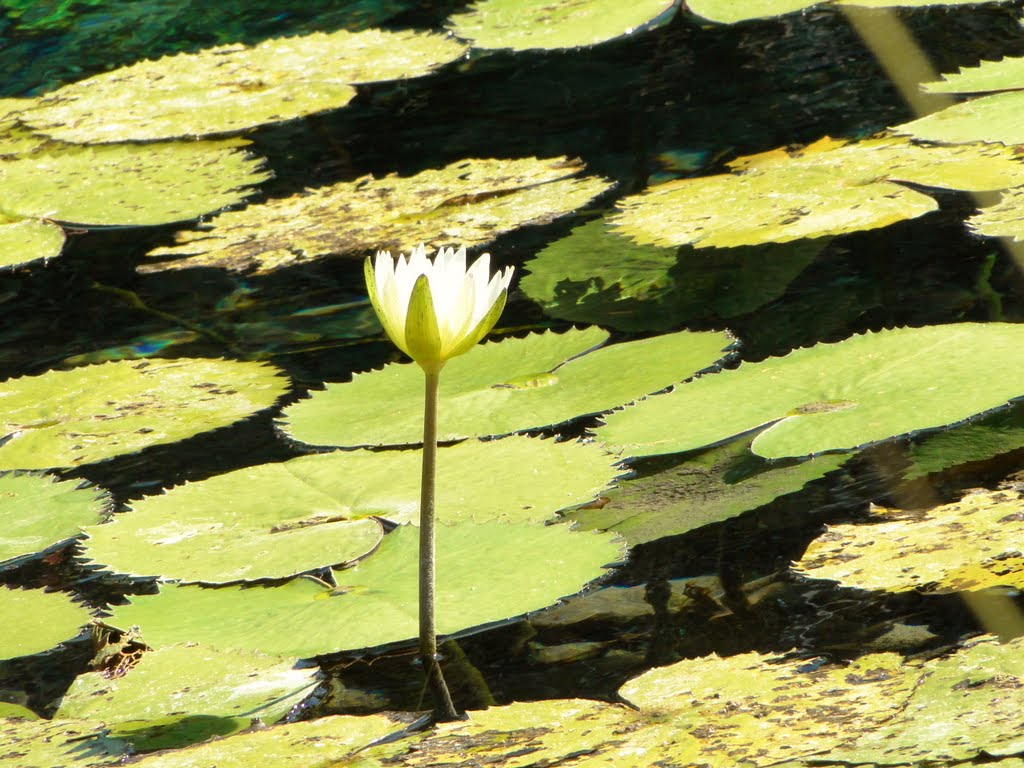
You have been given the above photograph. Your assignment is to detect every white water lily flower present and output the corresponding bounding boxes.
[365,244,514,373]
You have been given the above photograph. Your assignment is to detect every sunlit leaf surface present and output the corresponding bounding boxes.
[612,137,1024,248]
[0,358,289,469]
[0,137,269,227]
[969,186,1024,241]
[55,644,317,751]
[896,91,1024,145]
[794,487,1024,593]
[143,156,613,273]
[925,53,1024,93]
[904,406,1024,480]
[448,0,677,51]
[0,473,108,569]
[0,216,64,267]
[22,28,467,143]
[81,436,619,583]
[568,439,847,544]
[598,323,1024,459]
[111,521,624,656]
[117,712,401,768]
[0,587,91,660]
[281,327,733,448]
[0,716,128,767]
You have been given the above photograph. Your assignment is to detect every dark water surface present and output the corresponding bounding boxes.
[1,0,1024,718]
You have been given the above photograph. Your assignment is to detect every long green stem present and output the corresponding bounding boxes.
[420,368,459,721]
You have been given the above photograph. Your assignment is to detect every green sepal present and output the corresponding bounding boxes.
[364,258,409,357]
[404,274,443,371]
[447,288,508,360]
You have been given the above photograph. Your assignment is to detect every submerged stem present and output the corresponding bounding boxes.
[420,368,459,721]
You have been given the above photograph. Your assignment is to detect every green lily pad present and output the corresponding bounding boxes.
[521,218,821,331]
[597,323,1024,459]
[612,136,1024,249]
[115,712,402,768]
[895,91,1024,145]
[568,439,847,545]
[969,186,1024,242]
[0,137,269,227]
[0,216,65,267]
[826,635,1024,764]
[904,405,1024,480]
[0,717,129,767]
[0,357,289,470]
[685,0,818,23]
[447,0,677,51]
[280,326,733,448]
[55,644,318,751]
[793,487,1024,593]
[110,520,624,656]
[0,587,92,660]
[142,156,614,274]
[81,436,619,583]
[0,473,108,569]
[619,646,917,766]
[0,702,38,719]
[686,0,1013,22]
[924,54,1024,94]
[23,28,467,144]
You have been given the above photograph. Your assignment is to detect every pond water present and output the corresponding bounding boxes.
[2,0,1024,752]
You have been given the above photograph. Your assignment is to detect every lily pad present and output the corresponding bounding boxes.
[55,644,318,751]
[23,28,467,143]
[280,326,734,448]
[115,712,402,768]
[142,156,614,273]
[521,218,821,331]
[793,487,1024,593]
[896,91,1024,145]
[612,136,1024,248]
[826,635,1024,764]
[618,646,917,766]
[904,405,1024,479]
[0,587,92,660]
[447,0,677,51]
[81,436,619,583]
[969,186,1024,241]
[924,54,1024,94]
[0,473,108,569]
[0,357,289,469]
[597,323,1024,459]
[686,0,1014,22]
[0,137,269,227]
[110,520,624,657]
[0,216,64,268]
[0,717,129,768]
[568,439,847,545]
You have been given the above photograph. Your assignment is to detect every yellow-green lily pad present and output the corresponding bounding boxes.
[0,716,129,767]
[113,712,402,768]
[0,216,64,268]
[793,487,1024,593]
[597,323,1024,459]
[0,137,269,226]
[612,136,1024,248]
[447,0,677,51]
[896,91,1024,145]
[280,326,733,448]
[55,644,318,751]
[925,54,1024,94]
[0,473,108,569]
[110,520,624,657]
[0,587,92,660]
[80,436,619,583]
[686,0,1014,23]
[0,357,289,469]
[969,186,1024,241]
[143,156,614,274]
[23,28,467,144]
